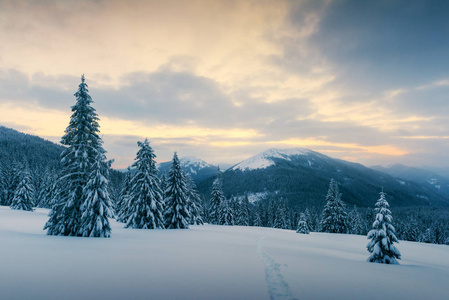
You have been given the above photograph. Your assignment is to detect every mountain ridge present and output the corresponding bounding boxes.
[198,147,449,208]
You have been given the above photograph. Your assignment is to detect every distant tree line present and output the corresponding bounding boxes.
[200,174,449,246]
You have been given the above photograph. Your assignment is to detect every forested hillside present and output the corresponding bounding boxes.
[197,149,449,209]
[0,126,63,169]
[0,125,124,208]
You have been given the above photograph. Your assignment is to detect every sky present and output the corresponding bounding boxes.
[1,0,449,169]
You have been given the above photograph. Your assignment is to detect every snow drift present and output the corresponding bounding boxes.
[1,207,448,300]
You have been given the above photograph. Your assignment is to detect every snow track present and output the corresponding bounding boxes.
[256,236,298,300]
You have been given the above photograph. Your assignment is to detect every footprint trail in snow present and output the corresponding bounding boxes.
[256,236,298,300]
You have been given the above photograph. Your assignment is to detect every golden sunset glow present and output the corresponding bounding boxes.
[1,0,448,168]
[269,138,408,156]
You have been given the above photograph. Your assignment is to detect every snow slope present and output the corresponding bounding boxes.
[232,148,313,171]
[1,207,448,300]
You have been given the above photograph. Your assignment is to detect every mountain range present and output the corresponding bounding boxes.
[2,125,449,208]
[197,148,449,208]
[370,164,449,197]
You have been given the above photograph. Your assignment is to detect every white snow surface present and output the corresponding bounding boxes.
[180,156,210,169]
[237,191,274,203]
[232,148,313,171]
[1,207,449,300]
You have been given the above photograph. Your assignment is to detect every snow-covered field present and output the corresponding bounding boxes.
[1,207,448,300]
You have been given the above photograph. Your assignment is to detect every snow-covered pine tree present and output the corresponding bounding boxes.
[79,153,113,237]
[1,160,20,206]
[48,180,60,210]
[401,217,420,242]
[267,200,277,227]
[45,75,108,236]
[273,200,290,229]
[419,228,434,244]
[11,165,34,211]
[209,171,225,225]
[36,169,55,208]
[348,205,365,235]
[0,163,3,204]
[366,190,401,264]
[236,194,251,226]
[160,172,168,203]
[125,139,165,229]
[164,152,190,229]
[220,199,235,226]
[320,179,348,233]
[296,212,310,234]
[186,174,204,225]
[116,167,133,223]
[253,205,263,227]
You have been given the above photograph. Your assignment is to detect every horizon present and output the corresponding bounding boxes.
[3,123,444,174]
[2,0,449,169]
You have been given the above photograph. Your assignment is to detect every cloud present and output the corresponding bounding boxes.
[2,0,449,168]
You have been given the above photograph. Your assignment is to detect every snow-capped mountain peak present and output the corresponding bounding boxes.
[231,148,313,171]
[158,156,218,183]
[180,156,209,169]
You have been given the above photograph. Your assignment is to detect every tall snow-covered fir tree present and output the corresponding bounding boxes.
[367,190,401,264]
[164,152,190,229]
[44,75,109,237]
[186,174,204,225]
[125,139,165,229]
[296,212,310,234]
[79,153,113,237]
[320,179,348,234]
[209,171,225,225]
[10,165,34,211]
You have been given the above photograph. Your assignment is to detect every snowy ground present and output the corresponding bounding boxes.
[1,207,448,300]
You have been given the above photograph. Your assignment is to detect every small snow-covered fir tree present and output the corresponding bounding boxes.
[348,205,365,235]
[36,170,55,208]
[220,199,235,226]
[186,174,204,225]
[116,167,133,223]
[401,217,420,242]
[253,207,263,227]
[320,179,348,233]
[1,160,20,206]
[125,139,165,229]
[236,194,251,226]
[266,200,276,227]
[79,153,113,237]
[296,213,310,234]
[11,166,34,211]
[273,200,290,229]
[164,152,190,229]
[209,171,225,225]
[366,190,401,264]
[419,228,434,244]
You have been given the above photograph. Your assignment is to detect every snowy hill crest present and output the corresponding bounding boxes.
[232,148,314,171]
